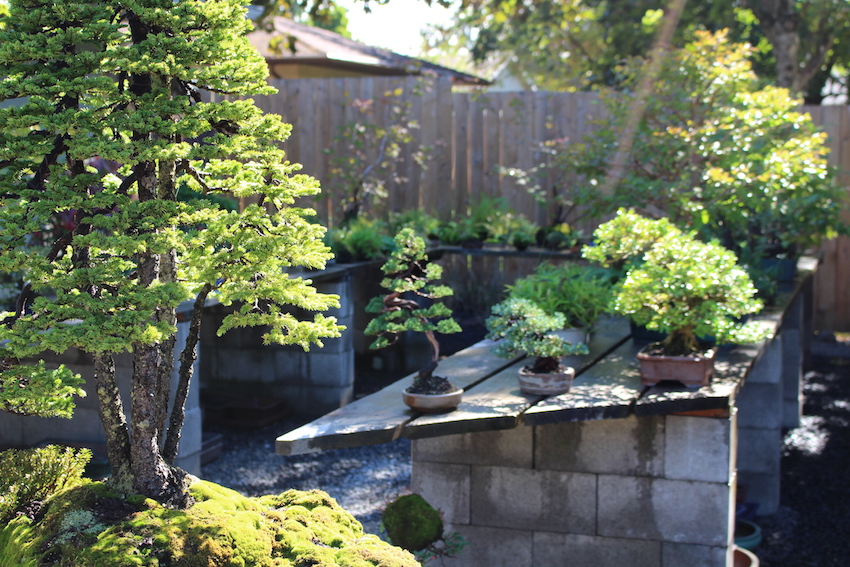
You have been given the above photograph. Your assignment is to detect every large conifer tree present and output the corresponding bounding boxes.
[0,0,341,504]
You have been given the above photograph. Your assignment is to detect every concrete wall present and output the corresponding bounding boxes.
[0,320,203,475]
[411,413,738,567]
[199,273,356,417]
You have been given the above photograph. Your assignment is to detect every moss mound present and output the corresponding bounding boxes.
[381,494,443,553]
[0,478,418,567]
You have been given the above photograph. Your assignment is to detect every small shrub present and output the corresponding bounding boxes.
[0,445,91,524]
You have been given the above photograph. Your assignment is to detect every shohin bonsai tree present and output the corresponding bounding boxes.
[365,228,461,394]
[588,212,768,356]
[486,297,588,374]
[0,0,343,506]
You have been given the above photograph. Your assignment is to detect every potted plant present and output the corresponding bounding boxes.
[587,212,768,387]
[505,262,613,345]
[365,228,463,412]
[485,298,589,395]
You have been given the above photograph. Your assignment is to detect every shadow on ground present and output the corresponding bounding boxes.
[756,353,850,566]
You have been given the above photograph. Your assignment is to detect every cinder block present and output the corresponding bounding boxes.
[23,408,106,446]
[535,416,664,477]
[213,348,265,382]
[411,461,471,525]
[737,471,780,515]
[745,335,782,384]
[175,406,203,461]
[273,350,308,384]
[174,451,201,477]
[736,381,783,429]
[534,532,661,567]
[470,466,596,534]
[664,414,734,483]
[736,426,781,475]
[662,542,729,567]
[306,351,354,388]
[781,327,803,429]
[412,428,533,468]
[437,525,532,567]
[0,413,24,447]
[598,475,731,546]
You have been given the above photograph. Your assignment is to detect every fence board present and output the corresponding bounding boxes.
[252,81,850,331]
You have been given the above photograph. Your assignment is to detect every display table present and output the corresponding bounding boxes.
[277,257,816,567]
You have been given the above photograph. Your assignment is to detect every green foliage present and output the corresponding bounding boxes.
[387,210,441,242]
[0,479,419,566]
[325,85,432,225]
[365,228,460,385]
[506,262,613,329]
[588,212,769,355]
[0,0,343,499]
[0,445,91,524]
[581,209,681,272]
[327,217,393,262]
[486,297,588,372]
[565,31,845,260]
[382,494,443,553]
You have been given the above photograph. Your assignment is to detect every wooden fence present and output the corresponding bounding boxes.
[244,77,850,332]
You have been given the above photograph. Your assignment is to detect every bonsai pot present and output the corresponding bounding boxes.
[637,345,717,388]
[733,545,759,567]
[518,365,575,395]
[734,519,763,551]
[402,388,463,413]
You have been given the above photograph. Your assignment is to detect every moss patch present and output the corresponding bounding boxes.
[381,494,443,552]
[0,478,418,567]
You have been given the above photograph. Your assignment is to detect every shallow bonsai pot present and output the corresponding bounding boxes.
[734,519,763,551]
[636,345,717,388]
[733,545,759,567]
[402,388,463,413]
[518,365,575,395]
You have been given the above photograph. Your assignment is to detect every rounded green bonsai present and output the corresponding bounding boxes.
[365,228,462,394]
[486,298,588,373]
[588,211,769,356]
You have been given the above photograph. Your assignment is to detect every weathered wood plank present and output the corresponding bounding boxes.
[522,339,643,425]
[275,339,520,455]
[404,316,631,438]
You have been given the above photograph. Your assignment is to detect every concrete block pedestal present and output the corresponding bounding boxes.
[412,413,738,567]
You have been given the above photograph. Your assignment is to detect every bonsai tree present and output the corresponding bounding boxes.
[0,0,343,506]
[505,262,613,330]
[588,213,768,356]
[486,298,588,374]
[365,228,461,394]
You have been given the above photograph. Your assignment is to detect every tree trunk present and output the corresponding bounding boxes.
[93,353,133,494]
[749,0,801,91]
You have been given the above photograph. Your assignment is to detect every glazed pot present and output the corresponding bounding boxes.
[733,545,759,567]
[402,388,463,413]
[636,345,717,388]
[734,519,763,551]
[518,365,575,395]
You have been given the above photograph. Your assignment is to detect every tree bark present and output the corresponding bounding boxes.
[162,285,211,464]
[93,354,133,494]
[749,0,801,91]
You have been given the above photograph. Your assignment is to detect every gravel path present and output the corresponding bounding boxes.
[200,344,850,562]
[200,420,411,536]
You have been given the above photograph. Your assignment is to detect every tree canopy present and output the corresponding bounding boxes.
[0,0,341,504]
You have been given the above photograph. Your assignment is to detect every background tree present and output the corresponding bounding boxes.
[419,0,850,101]
[0,0,342,506]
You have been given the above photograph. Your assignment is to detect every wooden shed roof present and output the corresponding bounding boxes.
[248,17,489,86]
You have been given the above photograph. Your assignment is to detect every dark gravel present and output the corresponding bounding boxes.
[754,352,850,566]
[200,332,850,561]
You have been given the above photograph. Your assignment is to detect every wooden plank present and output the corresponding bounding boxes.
[434,76,454,220]
[452,91,470,220]
[467,94,486,208]
[634,344,754,416]
[405,316,632,437]
[275,339,521,455]
[522,339,643,425]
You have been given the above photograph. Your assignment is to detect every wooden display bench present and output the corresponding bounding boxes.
[276,257,816,567]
